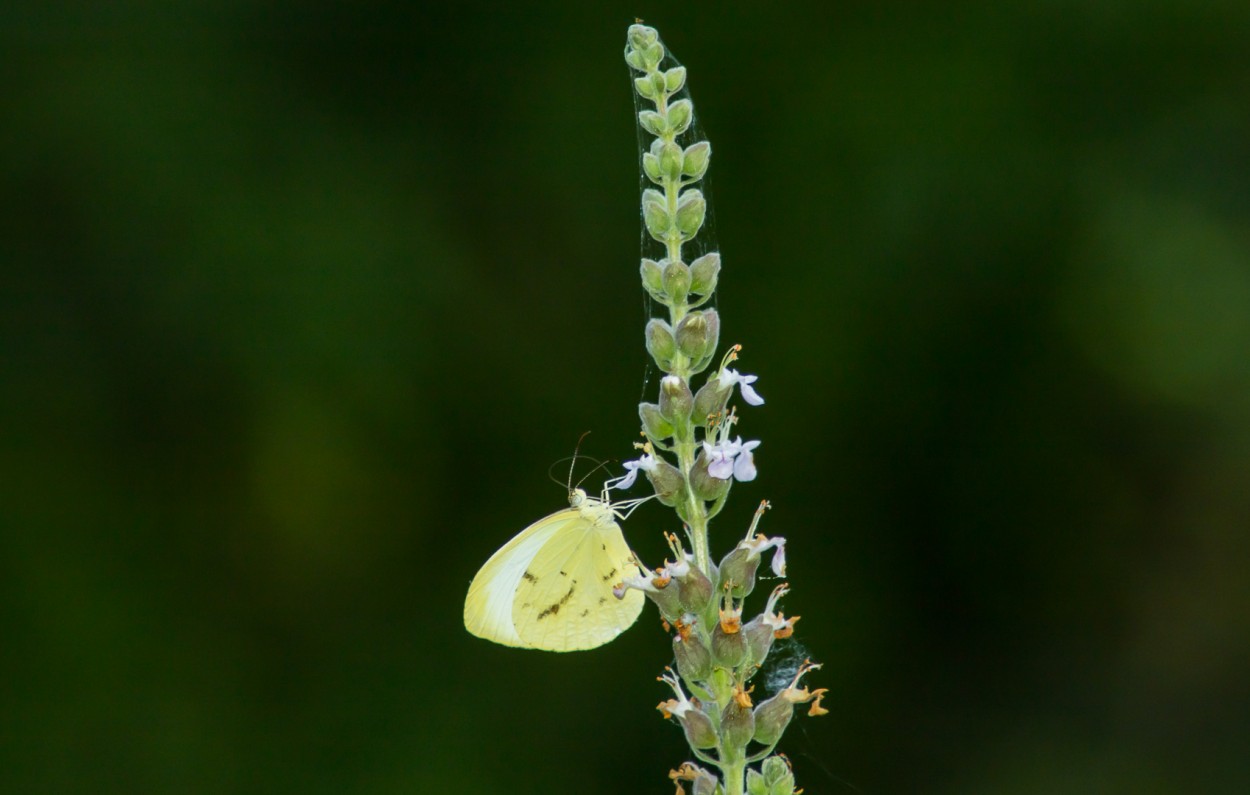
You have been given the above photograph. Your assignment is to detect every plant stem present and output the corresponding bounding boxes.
[651,88,714,576]
[722,755,746,795]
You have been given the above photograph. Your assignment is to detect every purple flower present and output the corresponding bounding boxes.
[732,438,760,481]
[702,436,761,482]
[720,368,764,406]
[609,453,659,490]
[702,439,742,480]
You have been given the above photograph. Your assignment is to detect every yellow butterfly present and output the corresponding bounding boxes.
[464,486,645,652]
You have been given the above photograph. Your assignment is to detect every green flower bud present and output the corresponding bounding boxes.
[673,618,713,684]
[763,755,797,795]
[650,71,667,98]
[642,151,662,183]
[634,75,657,100]
[639,401,674,440]
[762,755,792,785]
[690,447,731,501]
[645,458,685,507]
[664,66,687,93]
[689,252,720,294]
[718,545,760,600]
[750,695,795,747]
[690,310,720,373]
[659,141,684,181]
[640,258,666,301]
[645,318,677,370]
[682,141,712,180]
[675,310,711,359]
[627,24,658,52]
[667,99,693,135]
[720,686,756,751]
[662,260,691,304]
[643,189,671,240]
[747,769,769,795]
[624,48,646,71]
[693,374,732,422]
[639,109,667,137]
[674,188,706,239]
[659,375,694,425]
[640,42,665,72]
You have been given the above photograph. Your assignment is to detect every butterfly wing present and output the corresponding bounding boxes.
[511,516,644,652]
[464,509,577,648]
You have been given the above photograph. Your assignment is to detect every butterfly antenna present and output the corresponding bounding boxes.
[575,457,617,490]
[568,431,592,493]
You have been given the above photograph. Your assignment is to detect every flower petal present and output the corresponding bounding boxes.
[733,448,757,481]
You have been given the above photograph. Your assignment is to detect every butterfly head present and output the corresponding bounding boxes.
[568,487,589,508]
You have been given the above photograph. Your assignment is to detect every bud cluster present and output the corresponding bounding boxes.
[620,24,826,795]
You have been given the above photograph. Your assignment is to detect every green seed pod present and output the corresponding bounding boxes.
[673,562,714,615]
[743,614,776,666]
[682,141,712,180]
[659,375,694,425]
[667,99,693,135]
[693,375,732,423]
[750,694,795,747]
[640,258,666,302]
[689,251,720,295]
[673,620,713,685]
[718,545,760,599]
[645,458,685,507]
[710,615,745,670]
[645,318,677,370]
[720,688,756,751]
[643,579,683,623]
[662,260,691,304]
[690,448,731,501]
[639,401,674,441]
[674,188,706,239]
[678,705,718,750]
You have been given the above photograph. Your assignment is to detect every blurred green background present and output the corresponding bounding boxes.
[4,2,1249,792]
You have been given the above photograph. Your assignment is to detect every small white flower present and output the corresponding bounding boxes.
[610,453,659,490]
[732,437,760,481]
[721,368,764,406]
[702,439,742,480]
